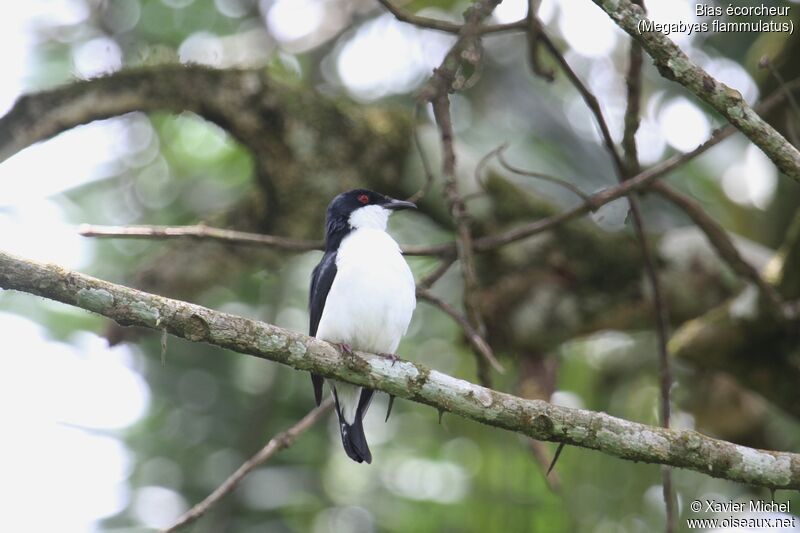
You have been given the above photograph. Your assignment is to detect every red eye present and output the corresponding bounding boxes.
[358,194,370,204]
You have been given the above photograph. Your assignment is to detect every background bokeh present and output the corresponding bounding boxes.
[1,1,799,532]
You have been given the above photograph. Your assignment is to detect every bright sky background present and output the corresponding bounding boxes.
[0,2,155,532]
[0,0,782,531]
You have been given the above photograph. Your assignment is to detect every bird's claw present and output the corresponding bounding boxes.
[337,343,354,356]
[379,352,400,366]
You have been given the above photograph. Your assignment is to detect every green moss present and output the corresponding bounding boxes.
[288,340,307,361]
[340,347,370,373]
[76,288,114,313]
[406,364,431,397]
[257,333,288,354]
[129,301,160,327]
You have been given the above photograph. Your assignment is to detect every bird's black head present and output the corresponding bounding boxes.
[324,189,416,250]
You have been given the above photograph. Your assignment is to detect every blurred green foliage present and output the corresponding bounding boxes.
[5,0,800,532]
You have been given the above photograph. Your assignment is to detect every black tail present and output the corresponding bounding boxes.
[332,387,375,464]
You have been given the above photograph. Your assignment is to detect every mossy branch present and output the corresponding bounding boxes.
[0,65,267,163]
[1,248,799,489]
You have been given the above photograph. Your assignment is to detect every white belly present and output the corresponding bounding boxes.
[315,228,416,354]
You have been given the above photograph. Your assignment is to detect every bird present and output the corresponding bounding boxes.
[308,189,417,463]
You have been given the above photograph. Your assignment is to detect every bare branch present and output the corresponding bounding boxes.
[760,56,800,147]
[376,0,525,35]
[417,287,504,373]
[78,223,450,257]
[759,57,800,129]
[8,68,798,262]
[79,224,323,252]
[525,0,555,82]
[85,146,743,261]
[407,103,437,203]
[772,209,800,300]
[0,66,268,164]
[420,0,502,385]
[622,34,644,175]
[472,144,503,195]
[535,10,675,528]
[417,256,457,289]
[433,97,493,385]
[2,249,800,489]
[468,75,800,254]
[534,22,626,177]
[652,182,785,317]
[163,399,333,533]
[494,145,591,201]
[619,4,675,525]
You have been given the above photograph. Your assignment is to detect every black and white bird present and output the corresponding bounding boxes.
[309,189,417,464]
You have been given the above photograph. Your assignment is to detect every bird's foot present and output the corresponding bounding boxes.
[336,343,354,356]
[379,352,400,366]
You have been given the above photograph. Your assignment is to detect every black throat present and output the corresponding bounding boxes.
[325,213,353,252]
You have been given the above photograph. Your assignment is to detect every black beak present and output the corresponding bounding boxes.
[384,198,417,211]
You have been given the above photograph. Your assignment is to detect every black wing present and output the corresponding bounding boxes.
[309,250,337,336]
[308,250,337,405]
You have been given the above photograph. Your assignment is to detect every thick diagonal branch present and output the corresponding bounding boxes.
[0,65,268,163]
[1,249,799,490]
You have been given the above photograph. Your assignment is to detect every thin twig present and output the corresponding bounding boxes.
[418,0,501,102]
[417,256,457,289]
[420,0,502,386]
[495,145,590,201]
[73,145,726,261]
[79,223,452,257]
[629,200,675,533]
[407,102,437,203]
[620,3,674,528]
[79,224,323,252]
[525,0,555,82]
[78,81,800,260]
[466,76,795,249]
[593,0,800,181]
[535,23,626,177]
[616,3,674,528]
[760,56,800,147]
[417,287,504,373]
[622,38,644,175]
[431,100,493,389]
[772,68,800,119]
[376,0,525,35]
[535,7,676,529]
[652,182,784,316]
[473,144,505,193]
[162,399,333,533]
[471,78,739,253]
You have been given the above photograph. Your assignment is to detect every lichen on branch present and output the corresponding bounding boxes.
[1,248,799,490]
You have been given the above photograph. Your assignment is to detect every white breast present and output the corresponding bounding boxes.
[315,228,416,355]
